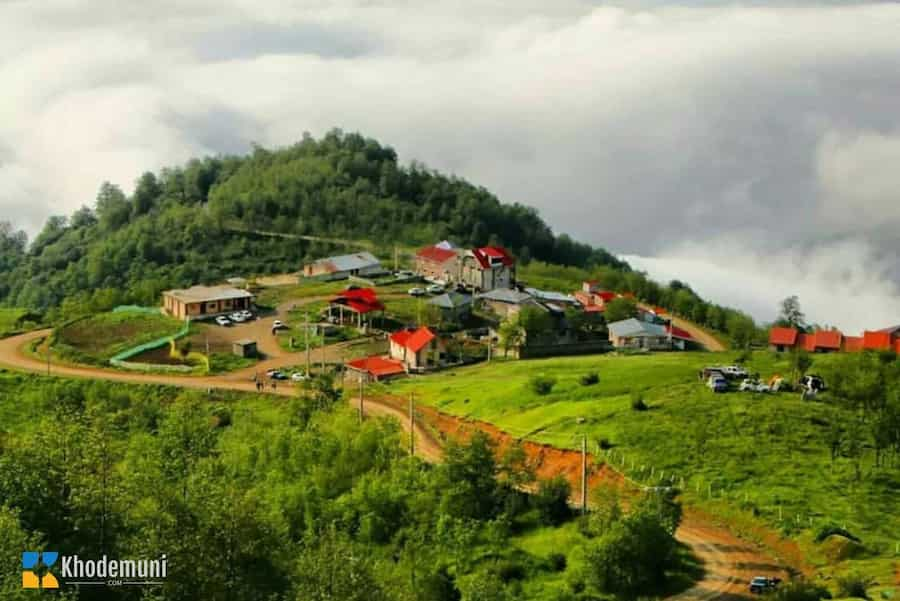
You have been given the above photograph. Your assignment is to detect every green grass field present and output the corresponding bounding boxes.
[392,351,900,588]
[53,311,184,365]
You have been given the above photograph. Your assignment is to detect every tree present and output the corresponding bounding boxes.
[441,431,500,520]
[778,295,806,329]
[533,476,572,526]
[790,349,813,382]
[604,297,638,323]
[95,182,131,231]
[497,318,525,356]
[293,528,389,601]
[132,172,162,216]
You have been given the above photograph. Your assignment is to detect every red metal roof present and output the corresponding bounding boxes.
[665,324,693,340]
[389,326,436,353]
[416,245,457,264]
[346,356,405,377]
[597,291,617,302]
[330,288,385,314]
[895,339,900,354]
[769,327,798,346]
[863,330,892,350]
[843,336,865,352]
[813,330,843,350]
[471,246,514,269]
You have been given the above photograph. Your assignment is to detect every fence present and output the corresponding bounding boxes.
[108,321,195,373]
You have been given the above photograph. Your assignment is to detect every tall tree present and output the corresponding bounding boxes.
[778,295,806,329]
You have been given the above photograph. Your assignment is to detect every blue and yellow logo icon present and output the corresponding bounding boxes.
[22,551,59,589]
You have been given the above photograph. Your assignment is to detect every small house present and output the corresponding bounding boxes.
[415,242,460,283]
[428,291,473,322]
[607,318,672,350]
[476,288,536,319]
[303,252,382,280]
[389,326,446,371]
[345,356,406,382]
[162,285,254,321]
[460,246,515,291]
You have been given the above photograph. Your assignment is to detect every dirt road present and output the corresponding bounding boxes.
[638,304,727,352]
[0,328,793,600]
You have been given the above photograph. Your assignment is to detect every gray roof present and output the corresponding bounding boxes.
[428,291,473,310]
[477,288,533,304]
[524,287,578,304]
[608,318,667,339]
[310,251,380,273]
[164,285,253,304]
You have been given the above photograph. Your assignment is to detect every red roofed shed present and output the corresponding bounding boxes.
[328,288,385,328]
[346,356,406,382]
[769,327,799,351]
[389,326,445,372]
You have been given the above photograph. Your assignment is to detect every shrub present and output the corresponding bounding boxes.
[530,375,557,395]
[837,574,872,599]
[533,476,572,526]
[814,523,861,543]
[547,553,567,572]
[772,580,832,601]
[210,405,232,428]
[598,438,613,450]
[580,372,599,386]
[496,560,526,583]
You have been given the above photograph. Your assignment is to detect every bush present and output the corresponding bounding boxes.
[837,574,872,599]
[598,438,613,450]
[772,580,832,601]
[496,560,526,583]
[533,476,572,526]
[580,372,599,386]
[814,523,861,543]
[210,405,232,428]
[547,552,567,572]
[530,375,557,395]
[631,390,648,411]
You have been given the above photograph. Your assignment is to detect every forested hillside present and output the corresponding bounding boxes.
[0,130,624,311]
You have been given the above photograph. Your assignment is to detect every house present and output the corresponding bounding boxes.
[415,242,460,283]
[524,288,580,310]
[768,325,900,354]
[428,291,473,322]
[345,356,406,382]
[460,246,515,291]
[574,282,617,313]
[389,326,447,371]
[327,288,385,329]
[162,285,254,321]
[476,288,536,318]
[665,323,695,350]
[607,318,673,350]
[303,252,382,280]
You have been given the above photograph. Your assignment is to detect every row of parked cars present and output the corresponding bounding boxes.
[703,365,826,395]
[408,283,446,297]
[265,368,308,382]
[215,310,254,326]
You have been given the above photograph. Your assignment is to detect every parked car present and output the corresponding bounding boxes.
[272,320,286,330]
[396,270,416,278]
[266,369,287,380]
[740,378,771,393]
[215,315,231,326]
[707,376,729,393]
[799,374,826,392]
[408,287,426,297]
[239,310,253,320]
[230,312,246,323]
[426,283,445,294]
[749,576,781,594]
[291,372,308,382]
[721,365,749,379]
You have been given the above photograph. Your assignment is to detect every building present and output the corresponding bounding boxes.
[428,291,473,322]
[232,339,257,358]
[327,288,385,329]
[607,318,673,350]
[415,242,460,283]
[389,326,446,371]
[768,325,900,354]
[345,356,406,382]
[476,288,537,318]
[460,246,515,291]
[162,285,254,321]
[574,281,618,313]
[303,252,382,280]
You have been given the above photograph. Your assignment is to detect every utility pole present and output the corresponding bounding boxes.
[581,434,588,515]
[358,376,364,423]
[394,246,399,272]
[320,333,325,373]
[305,314,310,376]
[487,334,492,362]
[46,341,51,376]
[409,392,415,456]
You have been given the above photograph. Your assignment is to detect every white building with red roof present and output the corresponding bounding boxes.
[389,326,446,371]
[460,246,516,292]
[415,242,460,283]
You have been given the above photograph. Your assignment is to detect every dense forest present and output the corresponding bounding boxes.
[0,130,623,311]
[0,373,688,601]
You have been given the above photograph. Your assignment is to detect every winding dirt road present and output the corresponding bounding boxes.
[0,328,792,600]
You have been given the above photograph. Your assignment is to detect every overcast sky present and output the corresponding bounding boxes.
[2,1,899,331]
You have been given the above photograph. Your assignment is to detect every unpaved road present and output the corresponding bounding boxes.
[0,328,791,600]
[638,303,727,352]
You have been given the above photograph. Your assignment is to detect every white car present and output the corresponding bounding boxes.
[396,270,416,278]
[229,312,245,323]
[426,283,445,294]
[272,320,286,330]
[215,315,231,326]
[408,287,426,297]
[291,372,308,382]
[239,310,253,320]
[740,379,771,393]
[721,365,749,379]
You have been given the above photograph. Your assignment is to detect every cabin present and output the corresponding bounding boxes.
[389,326,446,372]
[476,288,536,319]
[607,318,672,351]
[768,326,900,354]
[162,285,254,321]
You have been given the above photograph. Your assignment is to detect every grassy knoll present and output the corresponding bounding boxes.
[0,308,39,338]
[393,351,900,590]
[52,310,184,365]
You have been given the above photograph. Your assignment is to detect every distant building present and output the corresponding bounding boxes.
[428,291,473,322]
[232,339,257,358]
[327,288,385,329]
[476,288,536,319]
[163,285,254,321]
[460,247,515,291]
[303,251,382,280]
[607,318,672,351]
[768,325,900,354]
[389,326,446,371]
[415,242,460,283]
[345,356,406,382]
[574,281,617,313]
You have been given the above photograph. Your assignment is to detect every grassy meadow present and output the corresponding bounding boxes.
[392,350,900,589]
[52,310,184,365]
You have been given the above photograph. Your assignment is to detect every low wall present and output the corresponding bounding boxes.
[518,340,612,359]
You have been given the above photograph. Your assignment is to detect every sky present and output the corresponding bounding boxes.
[1,0,899,331]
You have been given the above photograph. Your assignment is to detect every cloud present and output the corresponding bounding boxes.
[1,1,899,324]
